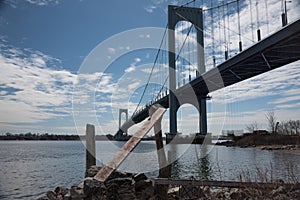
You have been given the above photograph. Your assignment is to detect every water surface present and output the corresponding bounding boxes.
[0,140,299,199]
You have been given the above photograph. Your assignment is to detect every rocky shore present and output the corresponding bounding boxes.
[37,165,154,200]
[37,165,300,200]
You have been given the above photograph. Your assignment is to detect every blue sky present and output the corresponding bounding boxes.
[0,0,300,135]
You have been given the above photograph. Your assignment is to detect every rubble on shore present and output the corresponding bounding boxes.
[37,165,300,200]
[37,165,154,200]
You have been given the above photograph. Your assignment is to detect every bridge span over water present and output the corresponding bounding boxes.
[115,5,300,141]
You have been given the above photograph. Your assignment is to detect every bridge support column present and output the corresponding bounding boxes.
[167,95,179,143]
[199,97,207,135]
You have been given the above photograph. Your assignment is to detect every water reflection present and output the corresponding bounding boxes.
[169,144,212,180]
[168,143,183,178]
[196,145,212,180]
[197,155,212,180]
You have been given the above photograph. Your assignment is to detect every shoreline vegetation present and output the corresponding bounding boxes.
[0,133,115,141]
[216,134,300,147]
[1,132,299,146]
[216,134,300,155]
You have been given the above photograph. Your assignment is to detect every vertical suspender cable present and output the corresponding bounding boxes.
[211,0,216,67]
[249,0,255,42]
[281,0,287,26]
[264,0,270,34]
[226,3,231,57]
[255,0,261,41]
[218,4,222,63]
[223,0,228,60]
[237,0,242,52]
[176,23,179,88]
[188,30,191,81]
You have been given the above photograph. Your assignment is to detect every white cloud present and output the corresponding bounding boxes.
[270,95,300,106]
[0,43,118,132]
[4,0,63,8]
[211,61,300,107]
[145,5,156,13]
[25,0,61,6]
[108,47,116,55]
[0,49,75,124]
[134,57,141,63]
[124,57,142,73]
[125,65,136,73]
[128,81,140,90]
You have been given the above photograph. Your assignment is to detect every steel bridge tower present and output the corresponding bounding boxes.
[168,5,207,142]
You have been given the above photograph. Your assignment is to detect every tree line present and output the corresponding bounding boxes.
[0,132,80,140]
[246,110,300,135]
[277,120,300,135]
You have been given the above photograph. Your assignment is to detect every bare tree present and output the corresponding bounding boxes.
[266,110,277,134]
[289,120,297,135]
[277,121,284,135]
[246,121,258,133]
[277,120,300,135]
[296,120,300,135]
[283,121,290,135]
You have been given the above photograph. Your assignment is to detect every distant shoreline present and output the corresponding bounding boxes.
[216,134,300,153]
[0,133,157,141]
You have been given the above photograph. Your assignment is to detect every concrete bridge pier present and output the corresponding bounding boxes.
[199,96,207,135]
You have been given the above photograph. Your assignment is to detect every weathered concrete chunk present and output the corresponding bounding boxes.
[83,178,107,199]
[46,190,57,200]
[70,185,85,200]
[135,179,152,191]
[133,173,148,182]
[136,179,154,199]
[85,165,102,178]
[63,191,71,200]
[55,186,70,197]
[106,177,134,187]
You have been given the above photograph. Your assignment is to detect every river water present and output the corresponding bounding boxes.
[0,140,299,199]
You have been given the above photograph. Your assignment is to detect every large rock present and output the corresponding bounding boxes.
[46,190,57,200]
[54,186,70,199]
[40,166,156,200]
[229,188,248,200]
[133,173,148,182]
[84,178,107,200]
[70,185,86,199]
[135,179,154,199]
[85,165,102,178]
[106,177,136,200]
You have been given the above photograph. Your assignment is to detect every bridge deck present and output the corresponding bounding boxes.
[118,18,300,136]
[185,18,300,96]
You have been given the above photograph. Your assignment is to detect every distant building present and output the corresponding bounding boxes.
[253,130,269,135]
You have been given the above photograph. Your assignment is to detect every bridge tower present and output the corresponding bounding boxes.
[119,109,128,135]
[168,5,206,142]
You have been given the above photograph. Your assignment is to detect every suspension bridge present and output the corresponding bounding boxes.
[114,0,300,143]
